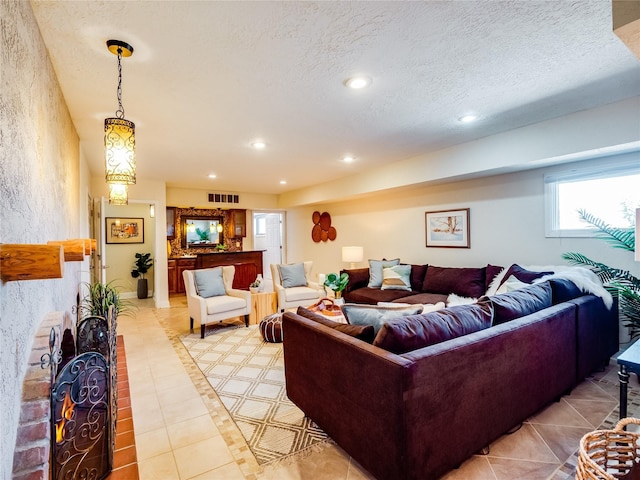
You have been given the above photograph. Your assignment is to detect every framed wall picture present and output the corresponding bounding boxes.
[106,217,144,244]
[425,208,470,248]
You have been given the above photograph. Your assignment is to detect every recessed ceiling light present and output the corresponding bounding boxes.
[208,174,217,179]
[458,114,478,123]
[280,180,287,185]
[342,156,355,163]
[251,141,266,149]
[344,76,372,89]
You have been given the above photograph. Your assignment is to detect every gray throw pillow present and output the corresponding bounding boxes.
[368,259,400,288]
[342,303,423,336]
[193,267,226,298]
[373,300,494,354]
[279,263,308,288]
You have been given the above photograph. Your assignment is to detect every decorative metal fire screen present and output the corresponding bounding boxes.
[46,305,118,480]
[51,350,111,480]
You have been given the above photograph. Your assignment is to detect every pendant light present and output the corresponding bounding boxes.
[108,184,128,205]
[105,40,136,187]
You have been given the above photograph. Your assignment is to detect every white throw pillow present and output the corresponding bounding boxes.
[495,275,529,294]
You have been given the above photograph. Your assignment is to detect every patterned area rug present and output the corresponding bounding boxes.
[180,325,328,464]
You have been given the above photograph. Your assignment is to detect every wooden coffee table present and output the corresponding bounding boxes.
[617,340,640,419]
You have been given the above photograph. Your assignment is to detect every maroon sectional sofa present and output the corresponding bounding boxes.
[282,274,618,480]
[341,263,504,305]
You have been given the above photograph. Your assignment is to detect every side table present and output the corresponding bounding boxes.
[617,340,640,419]
[250,291,277,325]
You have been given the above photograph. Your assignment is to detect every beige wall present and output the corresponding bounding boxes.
[0,1,83,475]
[284,156,640,286]
[104,202,157,296]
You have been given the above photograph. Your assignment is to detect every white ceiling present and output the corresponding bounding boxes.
[30,0,640,195]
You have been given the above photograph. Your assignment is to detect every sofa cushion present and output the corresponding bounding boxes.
[498,264,552,288]
[368,259,401,287]
[342,267,370,291]
[409,264,428,291]
[279,262,308,288]
[421,265,487,298]
[345,286,417,304]
[296,307,375,343]
[381,264,412,291]
[548,278,584,305]
[485,264,504,291]
[193,267,226,298]
[392,292,449,305]
[373,299,494,354]
[342,303,423,336]
[486,282,552,325]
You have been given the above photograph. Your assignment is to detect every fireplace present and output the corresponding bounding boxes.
[11,306,138,480]
[45,309,118,480]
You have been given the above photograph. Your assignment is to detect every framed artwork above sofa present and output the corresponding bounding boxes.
[425,208,470,248]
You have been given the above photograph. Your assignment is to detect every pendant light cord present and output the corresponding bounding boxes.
[115,48,125,119]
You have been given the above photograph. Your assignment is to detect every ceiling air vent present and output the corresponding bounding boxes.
[208,193,240,204]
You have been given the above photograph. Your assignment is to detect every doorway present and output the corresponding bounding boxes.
[253,211,284,280]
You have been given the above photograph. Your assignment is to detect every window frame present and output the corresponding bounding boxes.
[544,156,640,238]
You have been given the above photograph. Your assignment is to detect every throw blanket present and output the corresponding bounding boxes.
[486,265,613,309]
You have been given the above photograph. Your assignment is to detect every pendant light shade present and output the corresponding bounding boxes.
[108,183,128,205]
[105,117,136,184]
[104,39,136,186]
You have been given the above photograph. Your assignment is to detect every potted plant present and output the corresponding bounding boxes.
[131,252,153,299]
[562,209,639,340]
[250,279,261,294]
[79,280,132,320]
[250,274,264,293]
[323,272,349,300]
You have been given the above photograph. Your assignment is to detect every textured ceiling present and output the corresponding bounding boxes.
[30,0,640,195]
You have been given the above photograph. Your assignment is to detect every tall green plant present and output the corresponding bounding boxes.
[562,209,639,338]
[79,281,133,320]
[131,252,153,279]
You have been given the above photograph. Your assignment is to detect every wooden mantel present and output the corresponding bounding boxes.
[0,244,64,281]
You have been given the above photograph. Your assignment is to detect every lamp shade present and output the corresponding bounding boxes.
[342,246,364,265]
[105,117,136,184]
[636,208,640,262]
[108,183,128,205]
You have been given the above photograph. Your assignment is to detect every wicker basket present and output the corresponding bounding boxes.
[577,417,640,479]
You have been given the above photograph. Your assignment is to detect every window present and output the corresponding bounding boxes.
[545,155,640,237]
[254,215,266,236]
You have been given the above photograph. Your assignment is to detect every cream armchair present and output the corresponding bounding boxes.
[183,266,251,338]
[270,261,324,312]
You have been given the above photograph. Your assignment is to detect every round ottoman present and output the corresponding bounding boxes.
[259,313,284,343]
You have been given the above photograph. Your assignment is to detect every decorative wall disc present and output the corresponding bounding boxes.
[311,211,336,243]
[311,224,322,243]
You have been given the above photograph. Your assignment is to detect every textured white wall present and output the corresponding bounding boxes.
[286,156,640,284]
[0,2,82,476]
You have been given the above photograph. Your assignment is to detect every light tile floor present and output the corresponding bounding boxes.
[120,297,625,480]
